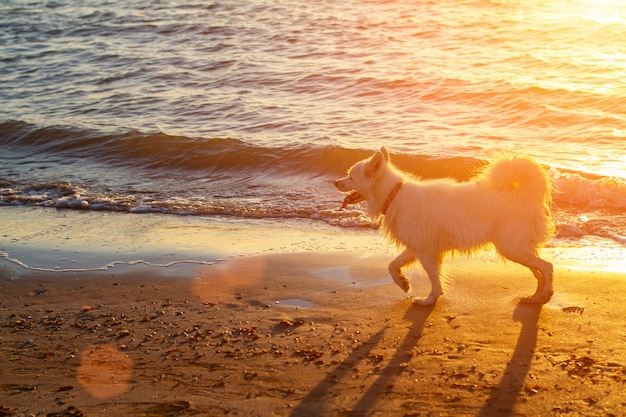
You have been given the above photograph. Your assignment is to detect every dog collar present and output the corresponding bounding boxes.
[382,182,404,216]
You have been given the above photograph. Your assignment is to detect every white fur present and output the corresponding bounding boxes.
[335,147,554,305]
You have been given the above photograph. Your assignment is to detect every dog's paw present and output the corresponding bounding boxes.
[412,294,439,306]
[392,274,412,293]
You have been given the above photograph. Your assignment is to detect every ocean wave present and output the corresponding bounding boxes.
[1,121,625,245]
[553,171,626,212]
[2,174,624,244]
[0,177,373,231]
[2,121,625,204]
[1,121,481,179]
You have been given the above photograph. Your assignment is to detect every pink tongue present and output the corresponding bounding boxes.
[340,192,360,210]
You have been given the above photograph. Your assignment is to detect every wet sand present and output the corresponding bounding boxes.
[3,256,626,416]
[1,208,626,416]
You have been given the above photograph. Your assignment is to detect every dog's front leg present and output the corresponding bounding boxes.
[412,252,443,306]
[388,248,415,293]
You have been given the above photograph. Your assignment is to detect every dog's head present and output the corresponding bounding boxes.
[335,147,390,209]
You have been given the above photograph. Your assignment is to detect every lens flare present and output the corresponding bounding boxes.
[192,256,268,305]
[77,344,133,399]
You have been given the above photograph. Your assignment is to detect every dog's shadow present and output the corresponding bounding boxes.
[289,302,543,416]
[476,303,542,417]
[289,304,435,417]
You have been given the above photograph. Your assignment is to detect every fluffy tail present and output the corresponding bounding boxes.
[478,154,555,243]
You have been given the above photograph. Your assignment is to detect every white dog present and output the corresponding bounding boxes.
[335,147,554,305]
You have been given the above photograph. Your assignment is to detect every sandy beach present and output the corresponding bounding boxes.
[3,0,626,415]
[1,207,626,417]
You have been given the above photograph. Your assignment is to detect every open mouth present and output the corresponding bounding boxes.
[340,191,364,209]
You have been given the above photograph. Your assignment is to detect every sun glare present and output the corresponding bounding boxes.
[577,0,626,23]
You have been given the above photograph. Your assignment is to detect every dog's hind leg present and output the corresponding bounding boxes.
[499,249,553,304]
[388,248,415,293]
[412,252,444,306]
[519,256,553,304]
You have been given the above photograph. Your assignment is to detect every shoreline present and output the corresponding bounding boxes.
[1,206,626,416]
[0,206,394,276]
[2,205,625,276]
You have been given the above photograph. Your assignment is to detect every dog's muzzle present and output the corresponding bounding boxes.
[335,180,364,209]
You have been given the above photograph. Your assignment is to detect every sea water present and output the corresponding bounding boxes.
[1,0,625,261]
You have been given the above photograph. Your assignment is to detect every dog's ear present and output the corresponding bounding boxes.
[367,149,387,177]
[380,146,390,163]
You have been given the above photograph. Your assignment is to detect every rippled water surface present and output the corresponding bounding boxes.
[1,0,625,243]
